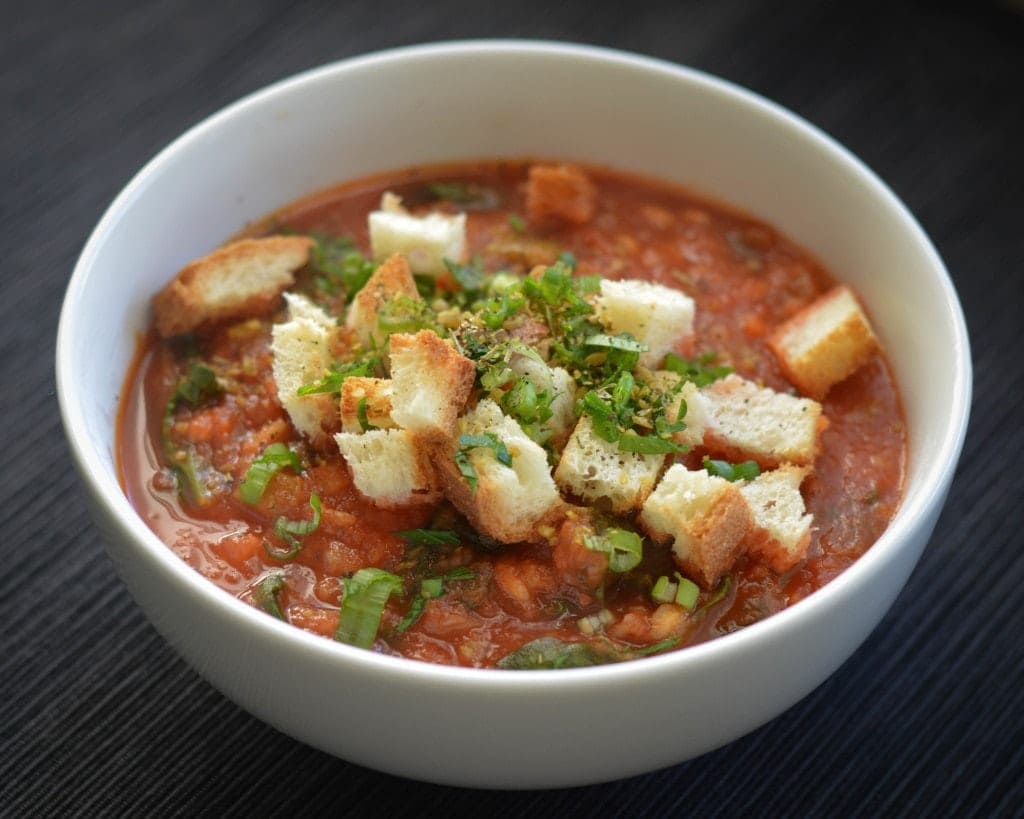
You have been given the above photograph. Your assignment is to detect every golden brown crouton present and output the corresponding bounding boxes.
[434,400,565,544]
[388,330,476,439]
[701,374,825,468]
[768,285,880,399]
[526,164,598,226]
[345,253,421,348]
[334,428,441,508]
[640,465,753,588]
[338,377,396,433]
[739,465,813,572]
[153,236,313,337]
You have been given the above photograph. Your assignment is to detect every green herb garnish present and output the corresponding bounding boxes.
[335,568,404,648]
[395,529,461,547]
[426,181,500,209]
[162,362,226,506]
[264,493,321,560]
[240,443,302,505]
[307,232,375,301]
[396,567,476,633]
[254,574,287,620]
[444,257,487,293]
[508,213,526,233]
[583,528,643,573]
[296,354,379,396]
[454,432,513,492]
[663,351,733,387]
[702,457,761,482]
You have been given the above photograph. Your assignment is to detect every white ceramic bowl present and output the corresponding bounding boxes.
[57,41,970,788]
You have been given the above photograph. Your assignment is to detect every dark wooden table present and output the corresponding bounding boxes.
[4,1,1022,814]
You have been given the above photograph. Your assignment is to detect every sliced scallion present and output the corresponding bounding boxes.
[253,574,287,620]
[239,443,302,505]
[335,568,403,648]
[583,528,643,573]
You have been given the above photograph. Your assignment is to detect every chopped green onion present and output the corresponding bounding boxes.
[696,575,732,616]
[172,363,223,407]
[265,493,321,560]
[420,577,444,598]
[497,637,612,670]
[239,443,302,505]
[254,574,287,620]
[674,573,700,611]
[162,362,226,506]
[703,456,761,482]
[396,567,476,633]
[335,568,403,648]
[584,528,643,573]
[634,636,682,656]
[395,529,461,547]
[651,575,677,604]
[307,232,375,301]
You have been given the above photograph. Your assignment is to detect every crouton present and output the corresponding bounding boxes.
[768,285,881,399]
[639,465,753,588]
[153,235,313,337]
[345,253,421,349]
[739,465,813,572]
[435,400,564,543]
[388,331,476,438]
[271,293,338,444]
[368,192,466,276]
[654,375,709,449]
[593,279,696,368]
[339,377,396,433]
[701,374,824,467]
[526,164,598,226]
[334,428,440,507]
[554,416,666,515]
[508,353,578,446]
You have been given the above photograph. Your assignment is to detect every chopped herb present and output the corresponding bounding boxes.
[507,213,526,233]
[307,232,375,301]
[162,362,226,506]
[584,333,648,353]
[444,257,487,292]
[696,575,732,616]
[265,493,321,560]
[254,574,287,620]
[663,351,732,387]
[454,432,513,492]
[651,575,677,604]
[557,251,578,271]
[703,456,761,482]
[617,431,683,455]
[296,355,378,396]
[674,573,700,611]
[426,181,500,209]
[396,567,476,633]
[240,443,303,505]
[634,636,682,656]
[395,529,461,547]
[376,294,440,336]
[584,528,643,573]
[497,637,614,670]
[356,397,374,432]
[335,568,403,648]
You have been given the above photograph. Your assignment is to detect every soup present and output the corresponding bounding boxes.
[118,160,905,669]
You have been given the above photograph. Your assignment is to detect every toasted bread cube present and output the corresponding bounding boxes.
[339,377,396,433]
[594,279,695,368]
[368,192,466,276]
[526,164,598,226]
[640,465,753,588]
[345,253,421,349]
[739,465,813,572]
[335,428,440,507]
[769,285,880,398]
[436,400,564,543]
[271,293,338,444]
[653,374,710,449]
[508,353,578,447]
[388,331,476,438]
[554,416,666,515]
[153,236,312,337]
[701,374,824,467]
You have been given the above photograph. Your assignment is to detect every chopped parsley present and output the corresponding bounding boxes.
[454,432,513,492]
[663,351,732,387]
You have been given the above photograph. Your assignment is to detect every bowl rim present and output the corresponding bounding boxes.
[57,38,972,688]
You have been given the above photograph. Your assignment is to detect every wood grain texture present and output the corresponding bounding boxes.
[2,0,1022,813]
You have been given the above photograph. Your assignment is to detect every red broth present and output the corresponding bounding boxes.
[118,160,905,668]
